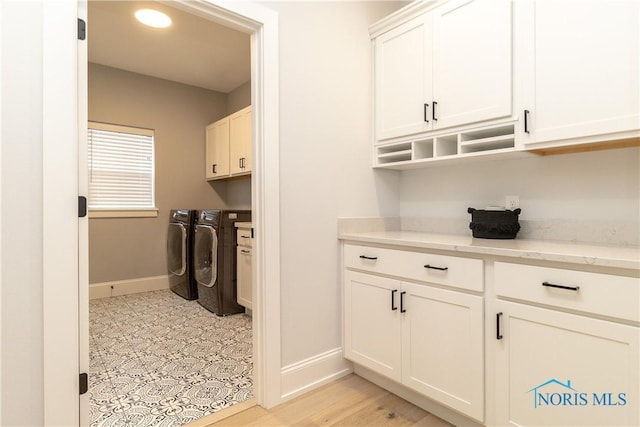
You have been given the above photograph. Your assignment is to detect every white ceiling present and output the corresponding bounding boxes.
[88,1,251,93]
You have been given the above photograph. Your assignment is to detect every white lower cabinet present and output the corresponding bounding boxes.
[402,282,484,420]
[494,262,639,427]
[344,253,485,421]
[344,271,402,382]
[236,225,253,310]
[494,301,639,427]
[343,242,640,426]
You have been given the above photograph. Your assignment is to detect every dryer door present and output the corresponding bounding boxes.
[167,222,187,276]
[194,224,218,288]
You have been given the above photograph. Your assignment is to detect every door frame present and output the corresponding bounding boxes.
[44,1,281,425]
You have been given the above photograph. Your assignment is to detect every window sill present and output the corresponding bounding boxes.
[89,209,159,219]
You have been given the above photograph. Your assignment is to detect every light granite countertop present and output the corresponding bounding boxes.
[339,230,640,271]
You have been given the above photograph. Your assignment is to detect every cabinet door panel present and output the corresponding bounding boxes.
[495,301,639,426]
[205,124,216,179]
[375,15,432,141]
[229,106,252,175]
[236,246,252,310]
[402,283,484,421]
[344,271,402,381]
[521,0,640,145]
[433,0,512,129]
[207,118,230,179]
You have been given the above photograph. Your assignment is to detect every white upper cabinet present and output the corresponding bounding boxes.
[432,0,512,130]
[205,117,230,180]
[205,105,252,181]
[229,106,252,176]
[518,0,640,148]
[375,15,433,140]
[373,0,512,142]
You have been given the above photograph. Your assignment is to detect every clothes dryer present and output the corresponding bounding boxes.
[167,209,198,300]
[193,209,251,315]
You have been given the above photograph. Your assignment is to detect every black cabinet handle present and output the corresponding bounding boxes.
[400,291,406,313]
[359,255,378,261]
[496,312,503,340]
[542,281,580,291]
[391,289,398,311]
[424,264,448,271]
[423,103,429,123]
[212,164,217,174]
[432,101,438,121]
[524,110,530,134]
[240,249,251,254]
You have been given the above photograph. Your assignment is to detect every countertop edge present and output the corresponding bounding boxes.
[338,231,640,272]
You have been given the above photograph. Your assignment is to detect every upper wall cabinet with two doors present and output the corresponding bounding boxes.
[372,0,640,169]
[206,105,252,180]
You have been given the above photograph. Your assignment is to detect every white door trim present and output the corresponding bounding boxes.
[43,1,81,425]
[169,0,281,409]
[0,1,3,421]
[78,2,89,425]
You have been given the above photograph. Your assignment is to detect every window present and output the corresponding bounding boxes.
[88,122,157,217]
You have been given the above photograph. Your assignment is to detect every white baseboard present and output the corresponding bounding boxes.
[89,275,170,300]
[280,347,353,401]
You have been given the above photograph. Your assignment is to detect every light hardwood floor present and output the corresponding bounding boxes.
[198,374,453,426]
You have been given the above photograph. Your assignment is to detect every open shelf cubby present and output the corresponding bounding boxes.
[459,124,515,154]
[375,122,517,168]
[376,141,412,164]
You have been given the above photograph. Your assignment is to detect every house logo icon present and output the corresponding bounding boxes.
[528,379,579,408]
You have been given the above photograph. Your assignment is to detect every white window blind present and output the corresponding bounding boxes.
[88,122,155,210]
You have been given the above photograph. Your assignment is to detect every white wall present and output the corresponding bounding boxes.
[399,147,640,241]
[1,2,45,425]
[265,1,403,367]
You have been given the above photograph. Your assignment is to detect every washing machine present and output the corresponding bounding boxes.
[167,209,198,300]
[193,209,251,315]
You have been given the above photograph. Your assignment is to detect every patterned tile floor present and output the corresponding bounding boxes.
[90,290,253,426]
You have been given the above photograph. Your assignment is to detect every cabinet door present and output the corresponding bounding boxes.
[236,246,252,310]
[205,123,216,179]
[206,117,230,179]
[519,0,640,146]
[344,270,402,381]
[495,301,639,426]
[229,106,252,175]
[402,283,484,421]
[432,0,512,130]
[374,14,433,141]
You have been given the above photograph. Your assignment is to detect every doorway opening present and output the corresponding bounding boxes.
[77,1,281,425]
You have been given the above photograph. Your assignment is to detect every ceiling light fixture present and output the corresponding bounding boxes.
[135,9,172,28]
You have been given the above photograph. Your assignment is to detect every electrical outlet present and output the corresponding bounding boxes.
[505,195,520,210]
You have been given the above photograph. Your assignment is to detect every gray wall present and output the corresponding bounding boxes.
[88,63,231,284]
[228,80,251,114]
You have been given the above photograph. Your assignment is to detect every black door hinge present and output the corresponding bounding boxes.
[79,373,88,395]
[78,18,86,40]
[78,196,87,218]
